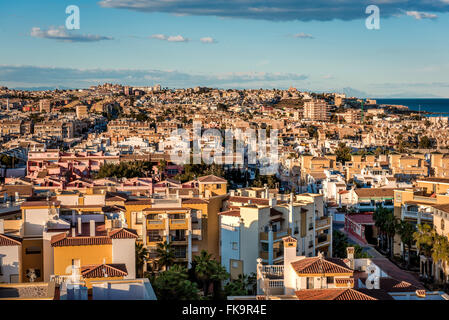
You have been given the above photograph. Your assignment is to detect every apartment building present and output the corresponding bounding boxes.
[219,193,332,279]
[431,154,449,178]
[393,178,449,258]
[39,99,51,113]
[389,154,428,178]
[33,121,74,140]
[303,99,329,121]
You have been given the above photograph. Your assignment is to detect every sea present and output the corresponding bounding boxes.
[375,98,449,115]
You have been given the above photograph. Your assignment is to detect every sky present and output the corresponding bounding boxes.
[1,0,449,97]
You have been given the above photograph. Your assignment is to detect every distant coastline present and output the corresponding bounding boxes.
[375,98,449,115]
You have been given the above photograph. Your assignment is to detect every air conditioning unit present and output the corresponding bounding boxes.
[158,214,164,219]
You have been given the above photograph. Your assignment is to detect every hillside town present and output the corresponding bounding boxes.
[0,84,449,301]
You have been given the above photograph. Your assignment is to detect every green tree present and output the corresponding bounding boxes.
[152,264,200,300]
[193,250,229,298]
[335,143,352,164]
[224,273,257,297]
[413,223,435,279]
[432,234,449,285]
[155,241,175,271]
[419,136,432,149]
[135,242,148,277]
[396,221,416,269]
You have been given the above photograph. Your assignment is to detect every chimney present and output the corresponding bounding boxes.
[346,247,355,270]
[71,227,76,237]
[230,190,235,196]
[264,184,269,199]
[90,220,95,237]
[269,197,277,207]
[0,219,4,234]
[71,211,76,226]
[77,217,82,234]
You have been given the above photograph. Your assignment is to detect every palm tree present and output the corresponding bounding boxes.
[431,235,449,286]
[193,250,229,298]
[156,241,175,271]
[396,221,415,269]
[384,213,399,259]
[413,223,435,280]
[373,206,389,251]
[135,242,148,277]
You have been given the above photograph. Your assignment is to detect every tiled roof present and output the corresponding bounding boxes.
[295,288,377,300]
[219,209,241,217]
[81,264,127,278]
[51,233,112,247]
[108,228,138,239]
[228,196,269,205]
[283,236,297,243]
[291,257,353,275]
[354,188,395,198]
[0,234,22,246]
[346,214,374,225]
[182,198,208,204]
[197,175,227,183]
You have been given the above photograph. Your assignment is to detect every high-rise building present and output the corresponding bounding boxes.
[39,99,51,113]
[303,99,329,121]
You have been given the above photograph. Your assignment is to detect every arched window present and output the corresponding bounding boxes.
[441,219,445,231]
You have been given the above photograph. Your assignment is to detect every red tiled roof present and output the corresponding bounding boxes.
[346,214,374,225]
[219,209,241,217]
[291,257,353,275]
[182,198,209,204]
[197,175,227,183]
[295,288,377,300]
[283,236,297,243]
[81,264,127,278]
[108,228,138,239]
[228,196,269,205]
[0,234,22,246]
[51,234,112,247]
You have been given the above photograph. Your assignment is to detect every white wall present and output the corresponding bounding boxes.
[0,245,21,283]
[112,238,136,279]
[24,208,50,236]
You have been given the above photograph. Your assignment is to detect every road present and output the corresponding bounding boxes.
[334,223,384,258]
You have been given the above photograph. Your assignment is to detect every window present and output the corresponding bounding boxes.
[441,219,445,231]
[25,246,41,255]
[232,242,238,250]
[148,230,162,242]
[216,184,221,189]
[327,276,334,284]
[135,212,143,224]
[307,277,314,289]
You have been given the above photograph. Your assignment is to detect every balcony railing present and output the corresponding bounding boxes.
[316,234,331,247]
[169,219,188,229]
[259,230,289,241]
[316,217,331,229]
[147,219,166,230]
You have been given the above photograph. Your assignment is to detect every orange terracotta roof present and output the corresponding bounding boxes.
[0,234,22,246]
[108,228,138,239]
[291,257,353,275]
[295,288,377,300]
[81,263,127,278]
[197,175,227,183]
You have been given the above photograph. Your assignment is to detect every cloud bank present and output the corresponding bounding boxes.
[98,0,449,21]
[31,26,113,42]
[0,65,308,89]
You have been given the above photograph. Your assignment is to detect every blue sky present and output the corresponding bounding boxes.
[1,0,449,97]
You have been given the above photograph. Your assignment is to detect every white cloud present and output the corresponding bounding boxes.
[292,32,314,39]
[406,11,438,19]
[31,26,113,42]
[200,37,216,44]
[150,34,189,42]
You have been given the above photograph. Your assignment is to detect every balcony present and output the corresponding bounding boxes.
[259,229,289,241]
[316,217,331,230]
[403,210,433,221]
[169,218,188,230]
[147,219,166,230]
[316,234,331,247]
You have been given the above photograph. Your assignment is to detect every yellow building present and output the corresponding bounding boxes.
[51,224,137,288]
[431,154,449,178]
